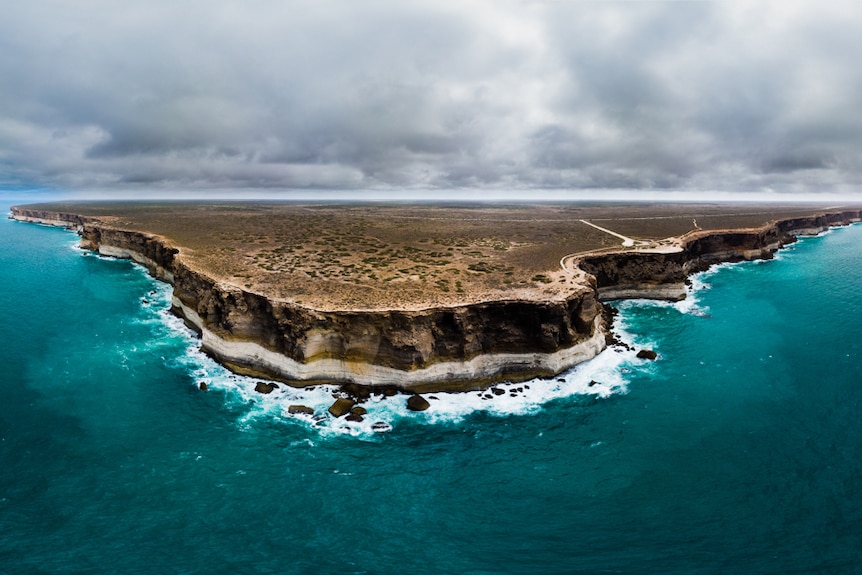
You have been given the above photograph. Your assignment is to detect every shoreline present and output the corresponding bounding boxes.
[9,205,861,391]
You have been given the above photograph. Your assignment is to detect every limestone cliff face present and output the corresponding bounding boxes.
[578,210,862,301]
[11,207,602,390]
[8,207,92,228]
[577,251,690,300]
[170,269,603,390]
[11,205,860,390]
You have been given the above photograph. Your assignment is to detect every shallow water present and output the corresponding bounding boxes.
[1,203,861,573]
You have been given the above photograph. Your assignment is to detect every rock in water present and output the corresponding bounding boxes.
[328,398,356,417]
[199,381,208,391]
[407,394,431,412]
[350,407,367,416]
[340,382,372,401]
[288,405,314,415]
[636,349,658,360]
[254,381,278,394]
[345,413,364,422]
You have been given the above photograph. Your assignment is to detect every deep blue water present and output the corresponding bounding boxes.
[1,201,861,574]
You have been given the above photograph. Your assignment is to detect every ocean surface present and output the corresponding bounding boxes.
[1,201,861,574]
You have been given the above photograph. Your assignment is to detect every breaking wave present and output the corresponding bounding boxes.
[106,251,720,438]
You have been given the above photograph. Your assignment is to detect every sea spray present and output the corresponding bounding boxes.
[117,254,639,436]
[78,224,765,438]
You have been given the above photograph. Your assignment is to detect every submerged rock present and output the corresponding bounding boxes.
[328,398,356,417]
[288,405,315,415]
[406,394,431,412]
[636,349,658,360]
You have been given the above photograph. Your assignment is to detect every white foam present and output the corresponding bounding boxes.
[611,274,713,319]
[107,256,647,438]
[136,285,646,437]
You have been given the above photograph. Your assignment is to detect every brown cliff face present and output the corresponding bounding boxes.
[9,207,92,228]
[10,209,603,389]
[578,210,862,300]
[578,251,688,294]
[170,257,601,384]
[10,205,861,390]
[80,226,180,268]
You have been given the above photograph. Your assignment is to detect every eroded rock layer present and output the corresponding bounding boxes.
[579,211,862,301]
[11,206,861,391]
[11,206,604,390]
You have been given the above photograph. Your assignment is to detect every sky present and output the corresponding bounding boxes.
[2,0,862,200]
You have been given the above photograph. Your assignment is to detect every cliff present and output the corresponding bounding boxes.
[10,205,861,391]
[579,210,862,301]
[11,206,604,391]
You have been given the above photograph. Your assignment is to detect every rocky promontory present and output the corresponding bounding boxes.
[11,206,604,391]
[10,205,861,391]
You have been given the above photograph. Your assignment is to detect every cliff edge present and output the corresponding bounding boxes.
[11,206,604,391]
[10,205,861,391]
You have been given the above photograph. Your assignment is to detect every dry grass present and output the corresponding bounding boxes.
[27,201,853,310]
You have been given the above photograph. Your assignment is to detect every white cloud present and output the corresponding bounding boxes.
[2,0,862,196]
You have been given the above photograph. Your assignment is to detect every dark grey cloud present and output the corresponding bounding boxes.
[2,0,862,196]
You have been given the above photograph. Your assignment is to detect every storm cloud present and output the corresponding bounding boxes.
[2,0,862,196]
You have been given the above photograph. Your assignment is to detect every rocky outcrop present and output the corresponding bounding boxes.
[10,205,861,391]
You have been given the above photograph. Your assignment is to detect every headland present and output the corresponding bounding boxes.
[11,201,861,392]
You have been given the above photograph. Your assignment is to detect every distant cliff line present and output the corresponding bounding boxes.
[10,205,861,391]
[579,210,862,301]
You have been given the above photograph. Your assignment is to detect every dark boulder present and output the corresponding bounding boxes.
[345,413,364,422]
[341,382,371,402]
[199,381,208,391]
[491,387,505,396]
[350,406,367,416]
[636,349,658,360]
[328,398,356,417]
[255,381,278,394]
[407,394,431,412]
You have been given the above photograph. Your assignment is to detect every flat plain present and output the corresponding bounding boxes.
[29,201,854,310]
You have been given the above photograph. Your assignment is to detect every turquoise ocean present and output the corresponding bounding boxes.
[1,201,861,574]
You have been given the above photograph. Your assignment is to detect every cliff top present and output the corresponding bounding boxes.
[14,201,857,310]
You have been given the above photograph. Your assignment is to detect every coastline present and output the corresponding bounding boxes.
[9,205,861,391]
